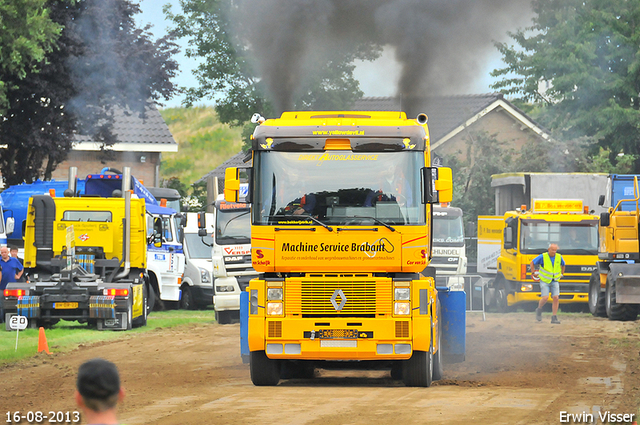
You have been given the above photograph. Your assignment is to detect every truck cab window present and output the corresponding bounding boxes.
[253,151,425,226]
[62,211,112,222]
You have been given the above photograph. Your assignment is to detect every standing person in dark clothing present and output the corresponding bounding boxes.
[9,246,25,282]
[0,246,22,322]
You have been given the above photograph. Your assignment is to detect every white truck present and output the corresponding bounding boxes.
[179,212,214,309]
[199,196,257,324]
[431,205,467,290]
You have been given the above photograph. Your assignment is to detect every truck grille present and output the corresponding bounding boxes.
[286,276,392,317]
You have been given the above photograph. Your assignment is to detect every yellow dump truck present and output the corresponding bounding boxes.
[3,168,158,330]
[225,111,455,386]
[589,177,640,321]
[484,200,599,312]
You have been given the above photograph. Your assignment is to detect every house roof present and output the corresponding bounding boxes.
[72,105,178,153]
[353,94,550,146]
[197,151,251,192]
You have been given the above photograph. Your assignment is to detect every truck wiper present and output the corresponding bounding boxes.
[266,214,333,232]
[345,215,396,232]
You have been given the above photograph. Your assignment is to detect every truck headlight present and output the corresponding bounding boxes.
[216,285,234,293]
[395,287,410,301]
[267,288,283,301]
[199,267,211,283]
[521,283,533,292]
[267,302,283,316]
[394,301,411,315]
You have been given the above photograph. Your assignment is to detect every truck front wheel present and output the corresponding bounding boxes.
[588,271,606,317]
[250,350,280,386]
[402,349,433,387]
[495,280,511,313]
[180,285,195,310]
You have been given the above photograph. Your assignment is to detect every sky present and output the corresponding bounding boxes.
[137,0,513,109]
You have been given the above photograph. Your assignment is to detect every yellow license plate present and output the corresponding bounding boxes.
[54,302,78,309]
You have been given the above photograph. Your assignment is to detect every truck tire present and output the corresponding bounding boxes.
[495,278,511,313]
[250,350,280,386]
[146,283,156,313]
[605,273,639,321]
[432,299,443,381]
[125,297,133,331]
[588,271,606,317]
[402,348,433,387]
[179,285,195,310]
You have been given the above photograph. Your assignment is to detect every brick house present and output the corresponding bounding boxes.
[51,105,178,185]
[354,94,550,163]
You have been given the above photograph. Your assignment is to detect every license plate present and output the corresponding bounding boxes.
[318,329,358,339]
[54,302,78,309]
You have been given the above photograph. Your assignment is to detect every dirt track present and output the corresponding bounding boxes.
[1,312,639,425]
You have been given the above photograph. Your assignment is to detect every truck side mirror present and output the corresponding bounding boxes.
[598,195,605,206]
[5,217,14,235]
[503,227,514,249]
[153,217,163,248]
[176,213,187,228]
[224,167,253,203]
[600,211,610,227]
[423,167,453,204]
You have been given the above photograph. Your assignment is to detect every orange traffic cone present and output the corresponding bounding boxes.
[37,327,51,354]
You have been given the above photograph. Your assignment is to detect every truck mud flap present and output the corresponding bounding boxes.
[616,276,640,304]
[17,296,41,318]
[609,264,640,304]
[437,288,466,363]
[89,296,116,319]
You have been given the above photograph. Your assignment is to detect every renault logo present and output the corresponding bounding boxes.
[331,289,346,311]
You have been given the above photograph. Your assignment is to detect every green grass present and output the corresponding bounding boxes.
[159,106,244,186]
[0,310,217,365]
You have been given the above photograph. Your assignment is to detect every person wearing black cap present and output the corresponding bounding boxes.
[75,358,125,425]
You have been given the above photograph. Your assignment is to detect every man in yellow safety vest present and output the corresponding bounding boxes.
[530,243,565,324]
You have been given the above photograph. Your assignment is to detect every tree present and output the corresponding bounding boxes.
[447,131,514,220]
[0,0,180,185]
[0,0,61,114]
[491,0,640,172]
[165,0,380,126]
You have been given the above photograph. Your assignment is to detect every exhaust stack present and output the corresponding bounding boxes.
[64,167,78,197]
[115,167,132,280]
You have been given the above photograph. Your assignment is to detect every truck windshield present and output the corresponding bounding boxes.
[252,151,425,225]
[184,233,212,259]
[432,215,464,246]
[520,219,599,254]
[216,209,251,245]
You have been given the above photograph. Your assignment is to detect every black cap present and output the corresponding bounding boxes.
[77,358,120,400]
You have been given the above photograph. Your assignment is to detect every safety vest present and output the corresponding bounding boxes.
[538,252,563,284]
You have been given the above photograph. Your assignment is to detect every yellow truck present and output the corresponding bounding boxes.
[482,200,599,312]
[589,177,640,321]
[3,168,158,330]
[225,111,455,386]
